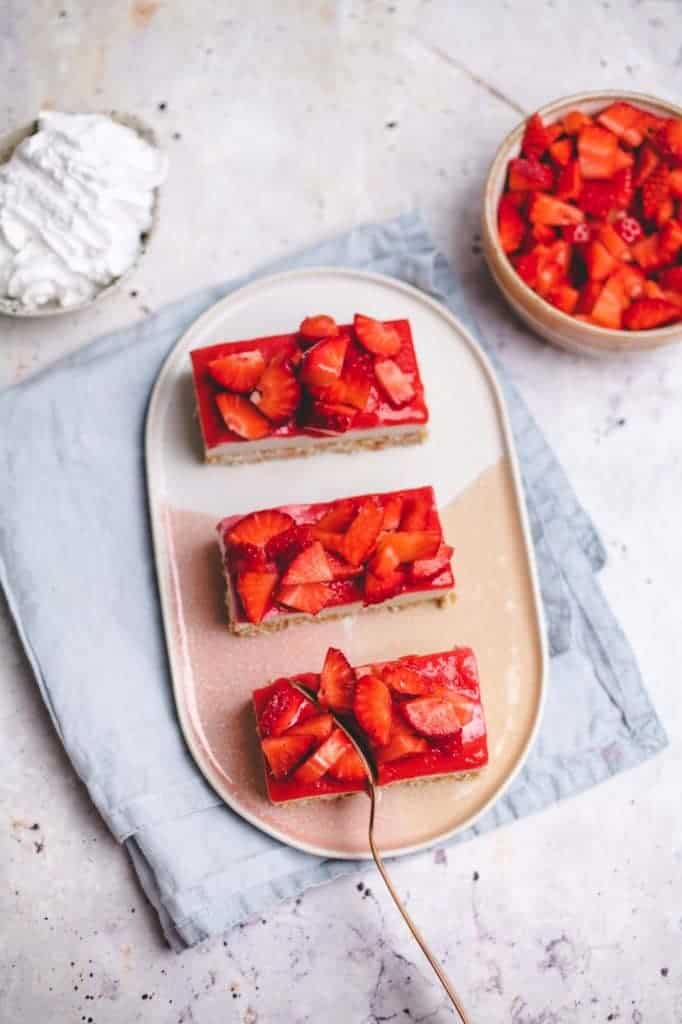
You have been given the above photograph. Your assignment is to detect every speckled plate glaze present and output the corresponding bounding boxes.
[146,267,548,859]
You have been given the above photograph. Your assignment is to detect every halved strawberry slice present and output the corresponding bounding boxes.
[287,712,334,742]
[215,393,271,440]
[578,123,619,179]
[261,734,315,779]
[382,664,431,695]
[622,298,680,330]
[520,112,550,159]
[327,747,366,781]
[642,166,669,221]
[305,401,356,435]
[318,647,356,711]
[250,363,300,424]
[311,530,349,560]
[353,314,402,356]
[281,541,332,585]
[376,721,429,763]
[507,157,553,192]
[325,552,361,580]
[590,274,627,330]
[529,193,584,226]
[276,581,331,615]
[265,523,314,565]
[597,223,632,263]
[208,349,265,393]
[403,696,462,737]
[370,530,441,578]
[293,728,352,783]
[373,358,415,407]
[584,240,618,281]
[497,194,526,253]
[400,492,430,531]
[596,102,643,147]
[319,363,371,411]
[364,568,405,604]
[381,494,403,532]
[236,566,279,624]
[300,335,349,394]
[631,233,662,271]
[354,675,392,746]
[343,499,384,565]
[299,315,339,340]
[259,680,310,737]
[614,264,646,299]
[409,542,454,581]
[314,500,356,533]
[228,509,294,548]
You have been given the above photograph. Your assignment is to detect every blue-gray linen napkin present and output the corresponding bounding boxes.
[0,211,666,949]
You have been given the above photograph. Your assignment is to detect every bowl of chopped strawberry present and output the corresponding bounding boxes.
[482,91,682,354]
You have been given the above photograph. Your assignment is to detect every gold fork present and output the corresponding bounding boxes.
[291,682,471,1024]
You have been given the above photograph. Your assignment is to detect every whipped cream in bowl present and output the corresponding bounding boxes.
[0,110,167,317]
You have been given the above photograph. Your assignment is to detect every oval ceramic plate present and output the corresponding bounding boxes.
[146,267,548,859]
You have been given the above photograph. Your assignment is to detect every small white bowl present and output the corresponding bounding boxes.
[0,111,162,318]
[482,90,682,356]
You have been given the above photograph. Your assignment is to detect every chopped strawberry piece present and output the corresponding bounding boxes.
[578,180,618,217]
[299,315,339,340]
[325,552,361,580]
[520,112,550,159]
[598,223,632,262]
[228,509,294,548]
[215,392,270,440]
[208,349,265,393]
[659,266,682,291]
[381,494,403,532]
[662,289,682,308]
[409,543,454,581]
[614,264,646,299]
[655,197,675,227]
[548,284,579,315]
[318,647,356,711]
[228,541,268,571]
[497,194,526,253]
[300,335,349,394]
[376,721,429,763]
[622,298,680,330]
[327,747,366,781]
[642,166,669,220]
[276,581,331,615]
[634,143,660,186]
[287,713,334,742]
[531,223,557,244]
[549,138,572,166]
[314,500,356,533]
[507,157,554,192]
[403,696,463,737]
[562,110,592,135]
[643,281,665,300]
[370,530,441,578]
[513,249,541,288]
[659,219,682,260]
[555,160,582,201]
[562,222,591,245]
[613,147,634,171]
[364,568,405,605]
[261,734,315,779]
[546,122,565,144]
[237,567,279,624]
[635,111,668,141]
[281,541,333,585]
[320,364,371,411]
[669,169,682,197]
[354,675,392,747]
[578,123,619,179]
[259,680,309,737]
[614,215,643,246]
[312,530,349,559]
[265,523,314,565]
[576,281,602,315]
[612,166,634,207]
[343,499,384,565]
[353,314,402,356]
[529,193,584,226]
[250,362,300,424]
[597,102,643,147]
[631,233,662,271]
[374,358,415,407]
[584,240,619,282]
[655,118,682,164]
[382,664,431,695]
[400,492,430,531]
[294,728,352,784]
[591,275,627,329]
[305,400,356,435]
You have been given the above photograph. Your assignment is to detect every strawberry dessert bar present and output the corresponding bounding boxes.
[217,486,454,634]
[190,313,428,463]
[253,646,488,803]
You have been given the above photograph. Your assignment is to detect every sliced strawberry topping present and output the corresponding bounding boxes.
[305,400,356,435]
[622,299,680,330]
[314,500,356,533]
[208,349,265,393]
[364,568,405,605]
[399,492,430,531]
[281,541,333,586]
[353,675,392,746]
[403,696,462,737]
[276,582,331,615]
[250,362,300,424]
[507,157,553,192]
[353,314,402,356]
[381,494,403,532]
[287,712,334,742]
[236,567,279,624]
[409,542,454,581]
[343,499,384,565]
[300,335,349,394]
[215,393,271,440]
[520,112,550,159]
[320,364,371,411]
[259,680,309,737]
[293,728,352,783]
[318,647,356,711]
[311,530,350,559]
[228,509,294,548]
[382,664,431,695]
[376,721,429,763]
[374,359,415,407]
[325,552,361,580]
[299,315,339,340]
[265,523,315,565]
[327,747,366,781]
[370,530,441,578]
[261,734,315,779]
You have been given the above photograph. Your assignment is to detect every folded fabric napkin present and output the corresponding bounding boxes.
[0,211,666,949]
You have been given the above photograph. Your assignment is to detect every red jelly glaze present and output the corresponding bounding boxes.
[190,320,429,452]
[252,648,488,804]
[218,486,454,626]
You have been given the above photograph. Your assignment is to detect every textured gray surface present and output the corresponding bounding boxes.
[2,2,680,1021]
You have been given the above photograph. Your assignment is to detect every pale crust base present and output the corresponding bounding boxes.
[205,428,427,465]
[265,769,484,806]
[229,590,456,637]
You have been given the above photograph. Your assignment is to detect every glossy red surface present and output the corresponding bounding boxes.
[218,486,454,627]
[252,648,488,804]
[190,319,429,452]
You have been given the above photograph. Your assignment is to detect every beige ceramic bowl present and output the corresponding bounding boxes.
[482,90,682,356]
[0,111,162,318]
